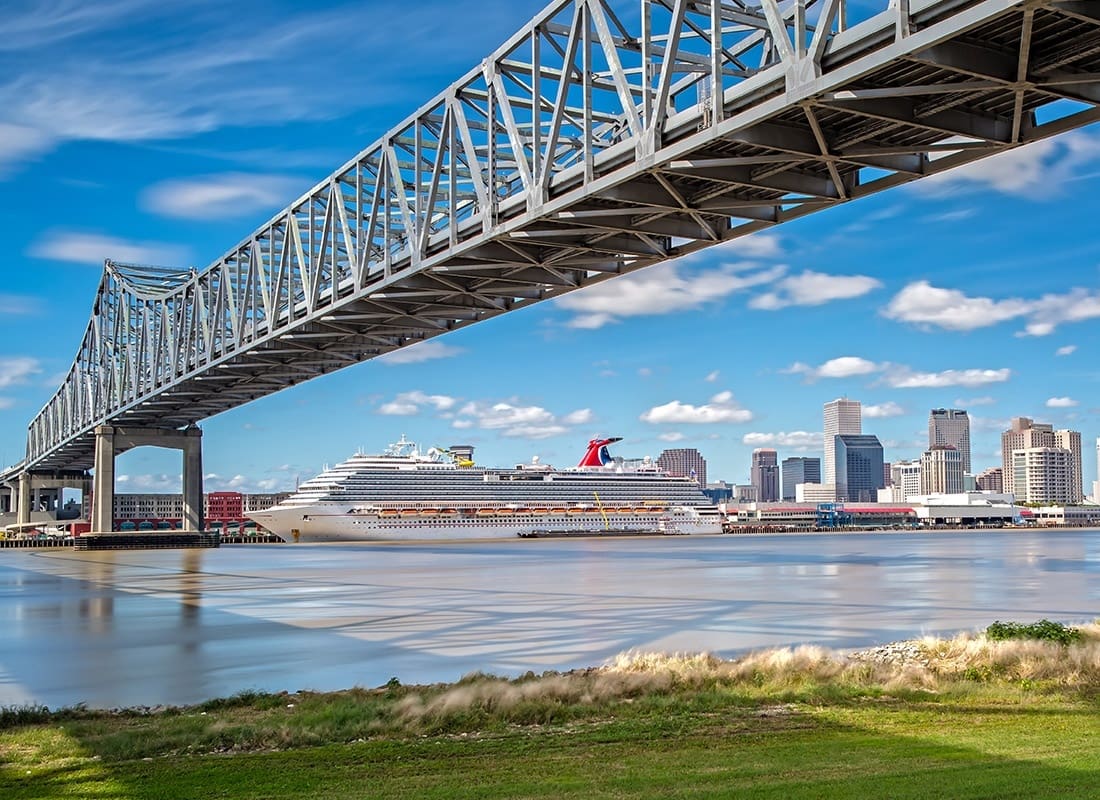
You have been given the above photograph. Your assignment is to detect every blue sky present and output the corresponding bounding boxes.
[1,0,1098,495]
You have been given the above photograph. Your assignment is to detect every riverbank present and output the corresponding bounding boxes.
[3,623,1098,798]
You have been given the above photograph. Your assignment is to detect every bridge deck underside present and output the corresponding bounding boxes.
[22,0,1100,472]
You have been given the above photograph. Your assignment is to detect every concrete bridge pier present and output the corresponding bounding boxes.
[92,425,204,533]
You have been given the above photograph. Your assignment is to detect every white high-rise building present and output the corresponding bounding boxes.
[920,445,964,495]
[890,460,922,502]
[1054,429,1083,504]
[928,409,971,475]
[1012,448,1075,504]
[823,398,861,498]
[1001,417,1054,497]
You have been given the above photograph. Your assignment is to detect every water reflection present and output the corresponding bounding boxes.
[0,529,1096,709]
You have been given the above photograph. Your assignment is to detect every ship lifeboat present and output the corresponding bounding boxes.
[380,509,399,518]
[513,507,532,516]
[496,508,514,516]
[420,509,440,517]
[476,508,496,517]
[440,508,458,516]
[617,507,634,514]
[399,509,419,517]
[550,507,567,514]
[567,507,588,515]
[529,508,548,516]
[634,507,651,514]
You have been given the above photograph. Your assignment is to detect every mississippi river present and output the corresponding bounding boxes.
[1,529,1097,709]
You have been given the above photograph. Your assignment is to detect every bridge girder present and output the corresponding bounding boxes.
[16,0,1100,474]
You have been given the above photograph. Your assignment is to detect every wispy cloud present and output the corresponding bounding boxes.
[742,431,823,449]
[378,390,458,416]
[884,367,1011,389]
[921,130,1100,199]
[454,400,591,439]
[557,260,785,329]
[783,356,883,381]
[0,356,42,388]
[0,1,546,175]
[1055,345,1077,356]
[376,340,464,365]
[750,270,881,310]
[882,281,1100,337]
[142,172,309,220]
[955,396,996,407]
[29,230,189,266]
[1046,396,1078,408]
[640,391,753,425]
[863,401,906,418]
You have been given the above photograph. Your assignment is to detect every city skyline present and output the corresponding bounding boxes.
[0,1,1098,495]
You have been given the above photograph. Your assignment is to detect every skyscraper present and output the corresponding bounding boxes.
[1054,429,1083,504]
[823,398,861,498]
[1012,448,1075,504]
[1001,417,1054,497]
[928,408,971,475]
[750,449,779,502]
[1001,418,1083,502]
[781,457,821,501]
[834,434,884,502]
[920,445,964,495]
[657,448,706,487]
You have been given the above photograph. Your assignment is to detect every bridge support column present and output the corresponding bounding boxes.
[93,426,116,533]
[17,473,31,525]
[92,424,204,533]
[181,427,204,533]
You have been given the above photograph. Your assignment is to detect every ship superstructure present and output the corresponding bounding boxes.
[247,436,722,541]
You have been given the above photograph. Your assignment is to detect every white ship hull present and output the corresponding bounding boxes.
[247,435,723,543]
[249,503,721,542]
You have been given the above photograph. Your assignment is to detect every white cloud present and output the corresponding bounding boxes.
[561,408,593,425]
[0,397,15,410]
[29,230,189,267]
[557,260,786,329]
[954,396,996,406]
[1046,396,1078,408]
[750,270,881,310]
[376,340,464,365]
[142,173,307,220]
[0,123,52,177]
[884,281,1100,336]
[785,356,883,381]
[0,357,41,388]
[378,390,457,416]
[731,233,783,259]
[1055,345,1077,356]
[922,130,1100,198]
[116,473,181,492]
[742,431,823,449]
[453,399,590,439]
[640,390,753,424]
[0,295,40,315]
[863,401,906,418]
[885,367,1011,389]
[658,432,685,442]
[705,370,719,383]
[882,281,1031,331]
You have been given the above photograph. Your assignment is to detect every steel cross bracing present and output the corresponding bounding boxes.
[21,0,1100,471]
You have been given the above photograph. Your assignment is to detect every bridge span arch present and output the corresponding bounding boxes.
[11,0,1100,524]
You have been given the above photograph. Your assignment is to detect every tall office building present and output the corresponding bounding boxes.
[657,448,707,487]
[824,398,861,498]
[1001,418,1083,503]
[890,460,922,502]
[928,408,971,475]
[1001,417,1054,497]
[1094,436,1100,502]
[1012,448,1075,504]
[1054,429,1083,504]
[920,445,964,495]
[781,457,821,501]
[750,449,779,502]
[834,434,884,502]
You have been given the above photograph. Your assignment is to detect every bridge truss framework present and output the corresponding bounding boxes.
[19,0,1100,474]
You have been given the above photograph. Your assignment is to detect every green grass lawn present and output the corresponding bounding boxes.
[3,631,1100,799]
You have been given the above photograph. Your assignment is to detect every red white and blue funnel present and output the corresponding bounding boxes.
[577,437,622,468]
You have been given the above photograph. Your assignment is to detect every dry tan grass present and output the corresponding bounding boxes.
[388,624,1100,730]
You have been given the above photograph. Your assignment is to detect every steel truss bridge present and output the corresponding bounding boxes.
[16,0,1100,475]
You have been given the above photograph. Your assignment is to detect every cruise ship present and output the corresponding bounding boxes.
[247,436,723,542]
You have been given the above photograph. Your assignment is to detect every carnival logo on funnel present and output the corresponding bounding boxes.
[577,437,622,468]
